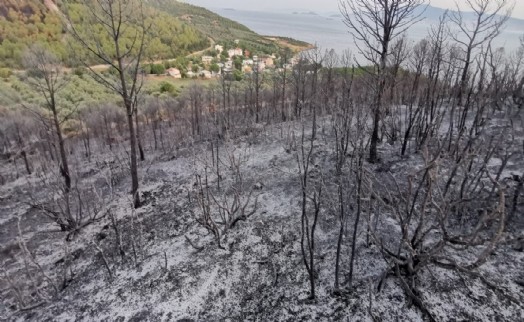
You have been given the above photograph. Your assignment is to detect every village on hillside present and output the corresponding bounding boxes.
[148,40,298,81]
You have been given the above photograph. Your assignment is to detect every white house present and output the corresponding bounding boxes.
[261,56,274,67]
[202,56,214,64]
[215,45,224,54]
[167,68,181,79]
[228,48,243,58]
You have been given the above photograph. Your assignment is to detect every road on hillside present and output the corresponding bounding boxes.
[80,37,216,73]
[186,37,216,58]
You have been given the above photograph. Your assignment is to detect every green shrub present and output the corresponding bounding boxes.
[210,63,220,73]
[104,66,119,76]
[73,67,86,77]
[142,64,152,74]
[150,64,166,75]
[205,49,218,57]
[159,81,175,94]
[233,69,243,81]
[0,68,12,79]
[26,69,45,79]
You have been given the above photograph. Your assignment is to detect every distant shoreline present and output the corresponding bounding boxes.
[264,36,314,53]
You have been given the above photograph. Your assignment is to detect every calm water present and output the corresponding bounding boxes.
[211,8,523,63]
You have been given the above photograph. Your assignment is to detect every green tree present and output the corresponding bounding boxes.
[210,63,220,73]
[233,69,243,81]
[234,57,242,70]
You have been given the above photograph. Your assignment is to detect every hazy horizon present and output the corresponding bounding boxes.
[184,0,524,20]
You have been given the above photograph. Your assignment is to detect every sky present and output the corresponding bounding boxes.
[184,0,524,19]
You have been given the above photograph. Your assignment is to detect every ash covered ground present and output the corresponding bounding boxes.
[1,114,523,322]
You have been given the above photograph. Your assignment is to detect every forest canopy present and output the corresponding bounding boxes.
[0,0,210,68]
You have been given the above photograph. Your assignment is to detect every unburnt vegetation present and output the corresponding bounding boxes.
[0,0,523,321]
[0,0,209,68]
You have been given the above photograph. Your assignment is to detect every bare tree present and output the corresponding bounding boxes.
[321,49,339,112]
[306,46,324,140]
[415,12,449,149]
[188,83,203,137]
[64,0,149,208]
[340,0,426,163]
[295,118,323,299]
[291,56,309,118]
[1,110,34,176]
[189,143,259,249]
[219,69,233,133]
[450,0,514,105]
[252,56,264,123]
[400,37,427,155]
[279,48,292,122]
[512,35,524,108]
[23,45,71,192]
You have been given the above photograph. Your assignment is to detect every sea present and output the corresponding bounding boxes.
[208,7,524,63]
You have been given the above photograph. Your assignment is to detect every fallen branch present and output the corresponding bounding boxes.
[94,242,113,281]
[184,235,204,252]
[433,259,522,305]
[394,264,436,322]
[18,301,46,312]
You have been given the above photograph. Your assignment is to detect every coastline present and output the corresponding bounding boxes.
[265,36,315,54]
